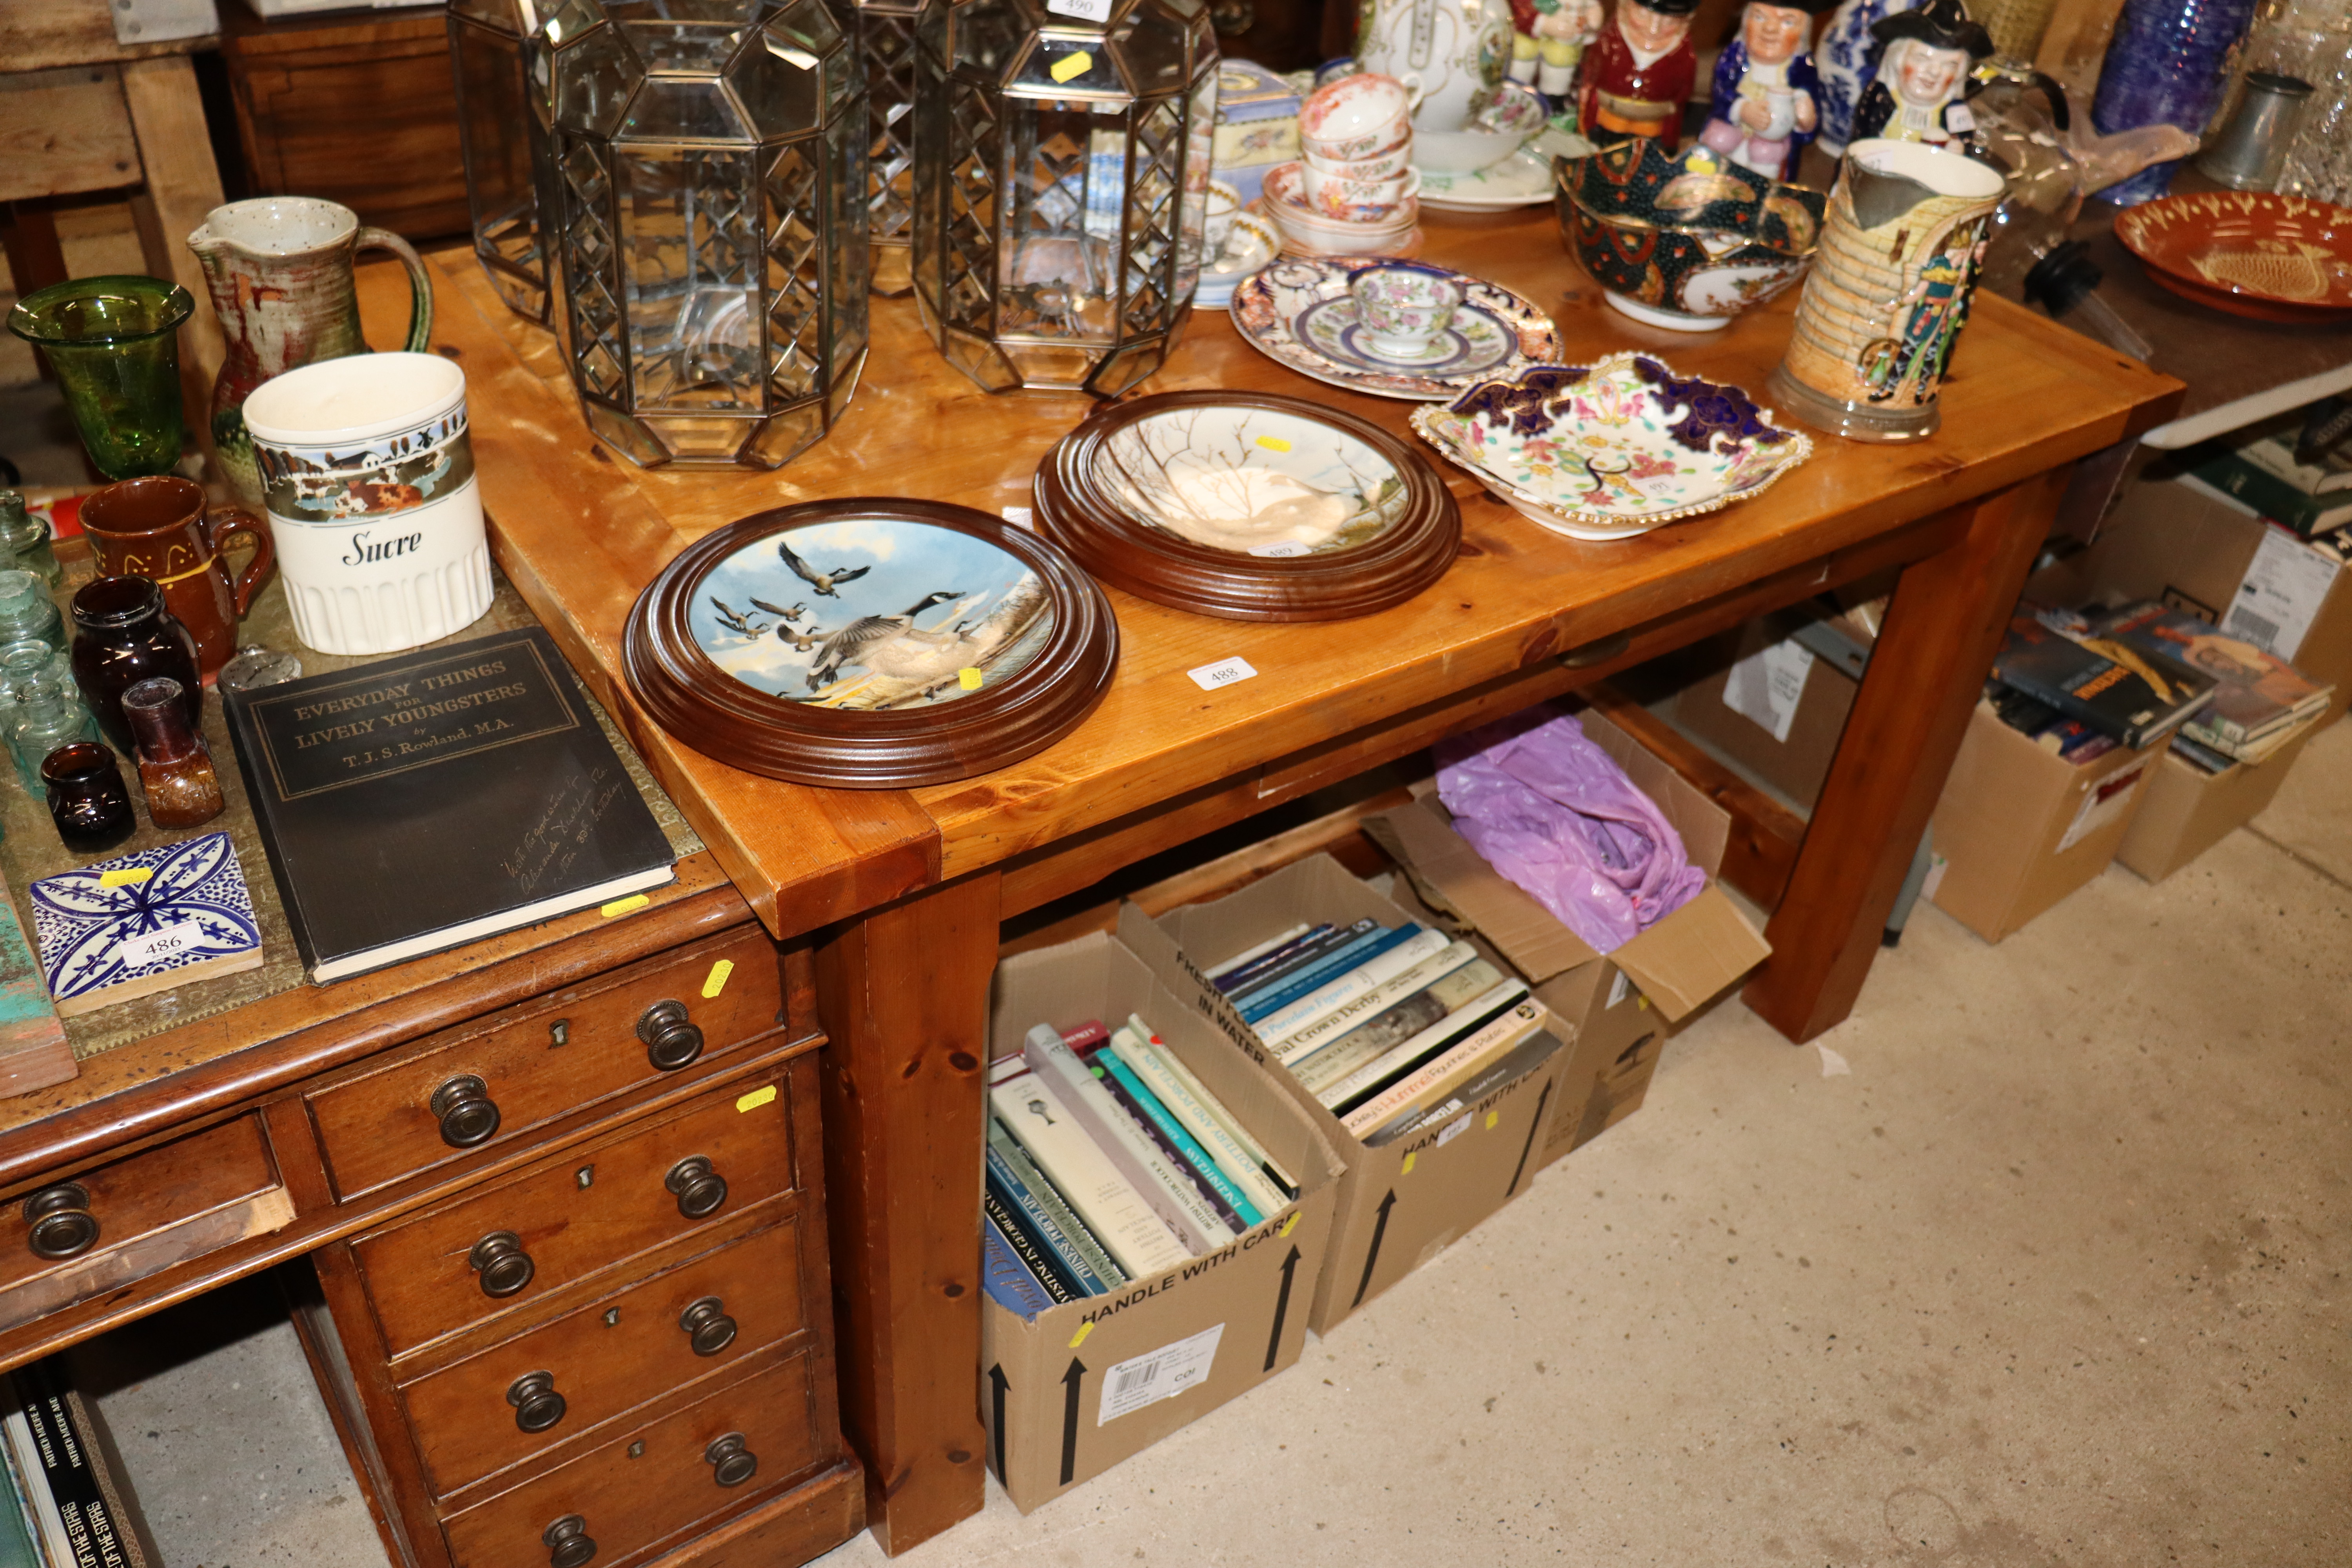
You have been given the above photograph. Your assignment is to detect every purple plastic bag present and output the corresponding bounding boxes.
[1435,707,1707,955]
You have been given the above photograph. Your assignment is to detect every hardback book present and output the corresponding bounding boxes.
[982,1214,1061,1318]
[1081,1054,1248,1235]
[0,1408,42,1568]
[29,833,263,1017]
[1339,996,1548,1138]
[223,627,676,984]
[1992,612,2214,749]
[987,1062,1189,1276]
[986,1119,1126,1289]
[1291,958,1505,1098]
[2186,429,2352,539]
[1093,1027,1263,1229]
[2169,732,2238,774]
[1268,939,1479,1063]
[1234,923,1419,1021]
[1316,979,1535,1112]
[1250,926,1454,1043]
[1023,1024,1233,1255]
[985,1140,1113,1295]
[1212,921,1343,993]
[1220,921,1374,1000]
[982,1190,1080,1303]
[1367,1029,1566,1147]
[1105,1018,1293,1213]
[9,1362,154,1568]
[2092,601,2333,756]
[0,1388,61,1568]
[1202,923,1310,981]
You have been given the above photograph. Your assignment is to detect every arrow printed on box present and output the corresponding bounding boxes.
[987,1363,1009,1484]
[1506,1080,1551,1196]
[1264,1245,1301,1371]
[1352,1190,1398,1309]
[1059,1357,1087,1485]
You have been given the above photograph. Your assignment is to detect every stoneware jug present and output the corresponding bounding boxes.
[1768,137,2005,441]
[187,196,433,506]
[1358,0,1515,136]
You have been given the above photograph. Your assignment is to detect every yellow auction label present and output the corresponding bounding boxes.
[1278,1212,1298,1237]
[1485,1110,1500,1130]
[735,1084,778,1113]
[1050,49,1092,82]
[1401,1151,1417,1175]
[1067,1321,1094,1348]
[702,958,734,998]
[1254,435,1292,452]
[98,868,153,887]
[959,667,984,691]
[601,893,651,918]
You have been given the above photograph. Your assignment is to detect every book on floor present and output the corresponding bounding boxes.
[223,626,676,984]
[28,833,263,1017]
[1992,612,2215,749]
[6,1361,154,1568]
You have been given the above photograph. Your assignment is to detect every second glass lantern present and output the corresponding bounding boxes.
[910,0,1219,396]
[551,0,871,467]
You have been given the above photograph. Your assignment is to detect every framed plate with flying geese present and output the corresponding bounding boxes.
[1033,391,1461,622]
[624,498,1118,788]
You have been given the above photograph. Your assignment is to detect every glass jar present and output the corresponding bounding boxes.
[120,677,223,827]
[0,493,61,589]
[40,742,135,854]
[69,575,201,755]
[8,678,101,794]
[0,570,65,664]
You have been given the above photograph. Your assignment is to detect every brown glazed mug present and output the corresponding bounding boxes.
[78,475,274,680]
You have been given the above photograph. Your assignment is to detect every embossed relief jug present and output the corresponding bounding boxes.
[1358,0,1515,134]
[187,196,434,505]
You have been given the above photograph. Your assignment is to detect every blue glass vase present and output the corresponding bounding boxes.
[2092,0,2260,203]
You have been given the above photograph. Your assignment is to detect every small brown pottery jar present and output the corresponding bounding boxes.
[40,742,136,853]
[122,677,224,827]
[71,575,201,754]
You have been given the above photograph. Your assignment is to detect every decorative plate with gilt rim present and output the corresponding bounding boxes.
[624,498,1117,788]
[1230,256,1560,400]
[1034,390,1461,621]
[2114,191,2352,323]
[1409,352,1813,542]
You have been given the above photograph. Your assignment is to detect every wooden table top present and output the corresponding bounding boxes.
[386,206,2182,945]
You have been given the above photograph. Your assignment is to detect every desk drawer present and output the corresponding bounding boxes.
[353,1067,799,1358]
[307,927,782,1202]
[397,1216,808,1498]
[0,1115,291,1333]
[439,1348,823,1568]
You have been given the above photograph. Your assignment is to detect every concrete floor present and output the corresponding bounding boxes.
[73,724,2352,1567]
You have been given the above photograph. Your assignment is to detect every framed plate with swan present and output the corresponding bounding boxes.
[624,499,1118,787]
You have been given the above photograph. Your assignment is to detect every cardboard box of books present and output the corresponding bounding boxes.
[1360,707,1769,1173]
[1924,700,2160,942]
[1122,859,1570,1337]
[2117,715,2321,883]
[983,932,1343,1514]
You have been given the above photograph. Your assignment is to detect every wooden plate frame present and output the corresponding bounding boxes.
[623,498,1118,788]
[1033,390,1462,622]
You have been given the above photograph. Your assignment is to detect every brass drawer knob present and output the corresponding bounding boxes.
[637,1000,705,1072]
[470,1231,536,1298]
[507,1370,567,1433]
[430,1075,501,1149]
[678,1296,737,1357]
[542,1514,596,1568]
[704,1432,757,1488]
[664,1156,728,1220]
[23,1183,98,1261]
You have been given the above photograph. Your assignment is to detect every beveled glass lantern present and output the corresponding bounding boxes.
[550,0,871,468]
[447,0,601,325]
[910,0,1220,396]
[848,0,933,296]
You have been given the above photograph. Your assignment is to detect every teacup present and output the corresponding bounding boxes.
[1303,142,1414,180]
[1348,261,1463,360]
[1300,163,1422,222]
[1299,72,1423,163]
[1204,180,1241,259]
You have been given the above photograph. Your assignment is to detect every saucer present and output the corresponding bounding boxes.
[1292,296,1515,378]
[1193,212,1281,310]
[1230,256,1558,401]
[1415,148,1555,212]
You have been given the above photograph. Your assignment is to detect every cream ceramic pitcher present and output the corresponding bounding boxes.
[1357,0,1515,135]
[187,196,433,505]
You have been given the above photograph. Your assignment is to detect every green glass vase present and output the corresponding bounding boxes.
[5,275,194,480]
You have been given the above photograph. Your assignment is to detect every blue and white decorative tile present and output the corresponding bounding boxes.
[31,831,263,1015]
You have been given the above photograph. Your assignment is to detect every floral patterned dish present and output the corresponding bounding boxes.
[1416,148,1555,212]
[1408,352,1813,540]
[1232,256,1559,400]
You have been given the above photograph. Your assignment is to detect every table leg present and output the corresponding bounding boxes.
[1742,469,2068,1043]
[814,871,1000,1555]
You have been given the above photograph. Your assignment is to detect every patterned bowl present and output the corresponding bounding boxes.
[1408,352,1813,539]
[1555,138,1827,332]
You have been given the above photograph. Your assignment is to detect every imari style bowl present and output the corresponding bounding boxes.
[1408,352,1814,541]
[1557,138,1828,332]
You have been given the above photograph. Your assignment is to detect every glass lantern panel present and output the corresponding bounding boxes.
[1173,63,1214,304]
[1091,335,1167,397]
[556,24,641,136]
[993,104,1127,352]
[953,1,1033,78]
[823,38,855,107]
[1009,38,1127,94]
[745,403,828,466]
[1111,3,1191,92]
[584,401,675,464]
[941,76,1002,332]
[864,9,922,244]
[1122,96,1183,336]
[609,0,759,71]
[828,109,873,356]
[772,0,845,58]
[762,140,826,401]
[539,0,606,47]
[453,26,546,293]
[561,141,632,397]
[614,147,766,414]
[731,29,825,135]
[646,415,756,460]
[620,77,754,139]
[450,0,525,31]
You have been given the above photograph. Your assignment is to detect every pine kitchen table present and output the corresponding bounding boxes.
[370,208,2180,1554]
